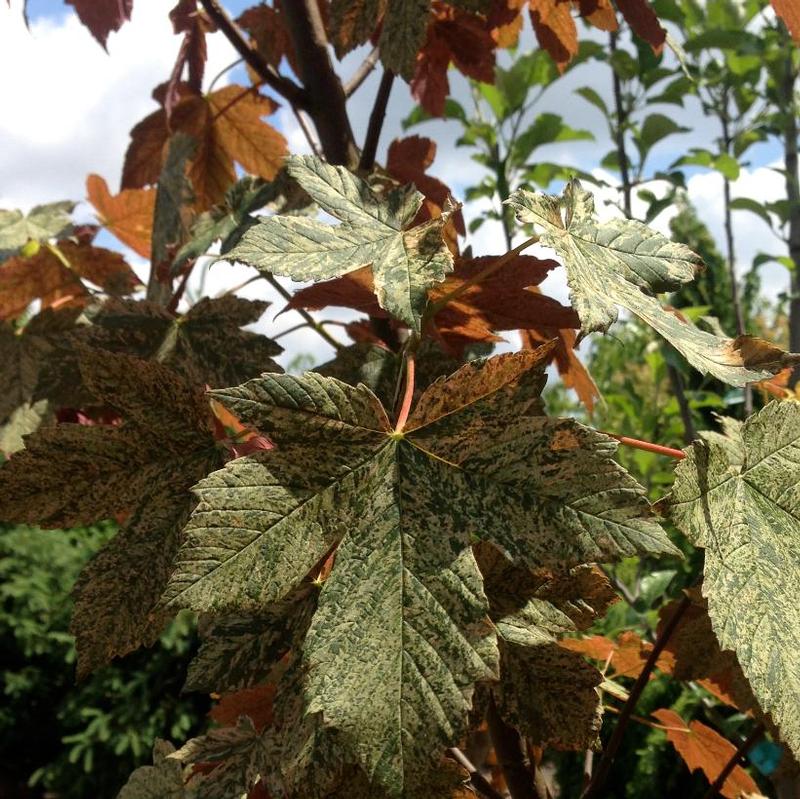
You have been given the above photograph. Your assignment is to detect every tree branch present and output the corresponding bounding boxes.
[486,696,545,799]
[359,69,396,171]
[447,748,505,799]
[281,0,359,166]
[198,0,305,106]
[344,46,381,97]
[582,593,692,799]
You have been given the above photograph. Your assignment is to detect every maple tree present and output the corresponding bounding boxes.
[4,0,800,797]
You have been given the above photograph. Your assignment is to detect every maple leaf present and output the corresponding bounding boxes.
[117,740,186,799]
[411,3,496,117]
[477,543,615,749]
[507,180,800,386]
[614,0,666,51]
[36,296,282,408]
[651,709,760,799]
[162,349,676,794]
[237,2,297,75]
[122,84,288,209]
[0,307,80,424]
[386,136,465,234]
[773,0,800,40]
[668,401,800,761]
[0,237,140,320]
[66,0,132,49]
[226,155,455,331]
[0,202,74,262]
[86,174,155,259]
[529,0,578,72]
[561,630,661,679]
[521,326,600,413]
[167,0,216,109]
[656,590,760,712]
[0,351,222,676]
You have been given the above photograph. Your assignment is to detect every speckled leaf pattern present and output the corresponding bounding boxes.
[669,401,800,759]
[116,741,186,799]
[227,156,454,331]
[477,544,611,750]
[166,350,676,796]
[0,201,74,261]
[0,351,220,675]
[507,181,800,385]
[171,717,267,799]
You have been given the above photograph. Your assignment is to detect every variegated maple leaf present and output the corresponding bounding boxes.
[163,346,677,796]
[226,155,455,332]
[507,180,800,386]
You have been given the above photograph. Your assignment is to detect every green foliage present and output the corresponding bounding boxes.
[0,523,208,799]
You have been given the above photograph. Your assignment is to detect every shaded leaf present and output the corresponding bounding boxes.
[67,0,132,48]
[651,709,760,799]
[86,174,155,259]
[164,351,676,795]
[117,740,186,799]
[227,155,455,331]
[668,402,800,759]
[614,0,666,51]
[507,180,800,386]
[210,685,276,732]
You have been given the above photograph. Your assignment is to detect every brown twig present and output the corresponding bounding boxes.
[198,0,305,106]
[582,593,693,799]
[345,46,380,97]
[486,696,544,799]
[700,723,765,799]
[359,69,396,171]
[447,747,505,799]
[281,0,358,166]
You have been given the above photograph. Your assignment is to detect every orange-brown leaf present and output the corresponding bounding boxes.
[386,136,464,234]
[773,0,800,40]
[613,0,665,51]
[560,631,668,679]
[651,709,760,799]
[209,684,275,732]
[528,0,578,72]
[237,4,297,73]
[521,325,599,412]
[86,174,155,259]
[122,85,287,209]
[577,0,619,30]
[411,3,497,116]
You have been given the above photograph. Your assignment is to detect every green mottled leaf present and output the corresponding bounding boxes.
[172,717,266,799]
[669,401,800,758]
[0,351,221,675]
[506,180,800,386]
[0,400,48,456]
[117,740,186,799]
[166,349,676,795]
[0,201,74,261]
[0,307,80,424]
[227,156,454,331]
[36,296,282,406]
[478,544,613,749]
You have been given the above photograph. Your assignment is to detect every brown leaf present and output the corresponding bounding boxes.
[411,3,497,117]
[86,175,155,259]
[237,3,297,75]
[528,0,578,72]
[577,0,618,30]
[772,0,800,40]
[521,326,599,413]
[122,85,287,209]
[613,0,666,51]
[560,630,665,678]
[386,135,465,234]
[651,708,760,799]
[210,684,276,732]
[66,0,132,49]
[0,240,139,320]
[491,0,526,47]
[166,1,217,108]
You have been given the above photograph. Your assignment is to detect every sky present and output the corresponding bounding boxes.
[0,0,792,367]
